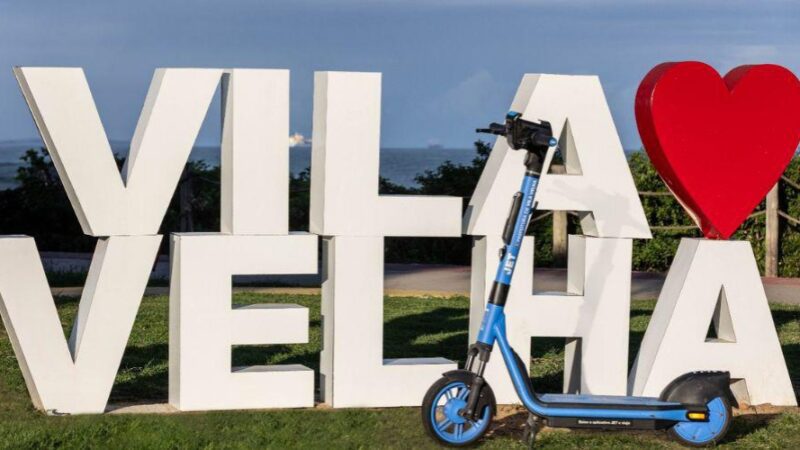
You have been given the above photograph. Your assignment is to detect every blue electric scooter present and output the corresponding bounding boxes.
[421,112,736,447]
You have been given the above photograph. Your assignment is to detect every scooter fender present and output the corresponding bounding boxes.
[658,371,738,408]
[442,370,497,417]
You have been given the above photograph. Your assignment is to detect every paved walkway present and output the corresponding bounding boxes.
[42,252,800,305]
[381,265,800,305]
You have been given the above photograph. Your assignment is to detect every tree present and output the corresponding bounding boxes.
[0,149,92,251]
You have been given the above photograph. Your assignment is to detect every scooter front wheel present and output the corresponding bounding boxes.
[421,376,494,447]
[668,396,732,447]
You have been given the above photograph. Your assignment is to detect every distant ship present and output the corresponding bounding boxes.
[426,139,443,150]
[289,132,310,147]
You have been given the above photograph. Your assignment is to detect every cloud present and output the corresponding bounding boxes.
[727,44,779,60]
[716,44,799,74]
[430,69,501,118]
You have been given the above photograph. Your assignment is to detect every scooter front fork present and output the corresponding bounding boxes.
[462,342,493,420]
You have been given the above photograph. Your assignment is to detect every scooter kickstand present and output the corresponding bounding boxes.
[521,413,541,449]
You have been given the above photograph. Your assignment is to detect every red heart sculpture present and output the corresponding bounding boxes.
[635,62,800,239]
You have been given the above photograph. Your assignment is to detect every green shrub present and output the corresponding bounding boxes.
[1,146,797,275]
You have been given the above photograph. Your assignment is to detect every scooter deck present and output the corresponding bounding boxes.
[537,393,683,410]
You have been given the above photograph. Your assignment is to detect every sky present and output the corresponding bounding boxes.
[0,0,797,149]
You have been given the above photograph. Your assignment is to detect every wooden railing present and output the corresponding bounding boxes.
[766,176,800,276]
[550,171,800,277]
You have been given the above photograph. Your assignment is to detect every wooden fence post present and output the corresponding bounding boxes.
[179,170,194,232]
[765,182,779,277]
[551,165,568,267]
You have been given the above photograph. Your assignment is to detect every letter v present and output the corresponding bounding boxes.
[0,236,161,414]
[14,67,222,236]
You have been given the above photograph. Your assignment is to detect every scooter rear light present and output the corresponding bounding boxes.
[687,411,708,421]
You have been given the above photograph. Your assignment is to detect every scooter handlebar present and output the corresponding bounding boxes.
[476,123,507,136]
[532,133,558,148]
[477,113,557,152]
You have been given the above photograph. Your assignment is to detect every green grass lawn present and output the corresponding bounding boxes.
[0,293,797,449]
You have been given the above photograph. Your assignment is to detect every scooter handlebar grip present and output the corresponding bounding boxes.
[532,133,557,147]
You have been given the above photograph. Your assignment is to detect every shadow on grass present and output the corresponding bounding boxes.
[384,306,469,364]
[107,295,799,418]
[233,346,321,373]
[488,409,786,446]
[726,413,781,442]
[488,408,528,439]
[781,343,799,404]
[109,344,169,403]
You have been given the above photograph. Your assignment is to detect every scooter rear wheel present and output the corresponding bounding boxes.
[668,396,732,447]
[421,376,494,447]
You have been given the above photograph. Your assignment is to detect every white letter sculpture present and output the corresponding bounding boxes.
[14,67,222,236]
[169,234,317,410]
[312,71,462,407]
[466,74,651,403]
[0,236,160,414]
[169,69,319,411]
[471,236,633,403]
[464,74,651,239]
[629,238,797,406]
[221,69,290,235]
[0,67,221,414]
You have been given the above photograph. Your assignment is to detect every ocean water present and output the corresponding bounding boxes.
[0,140,476,190]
